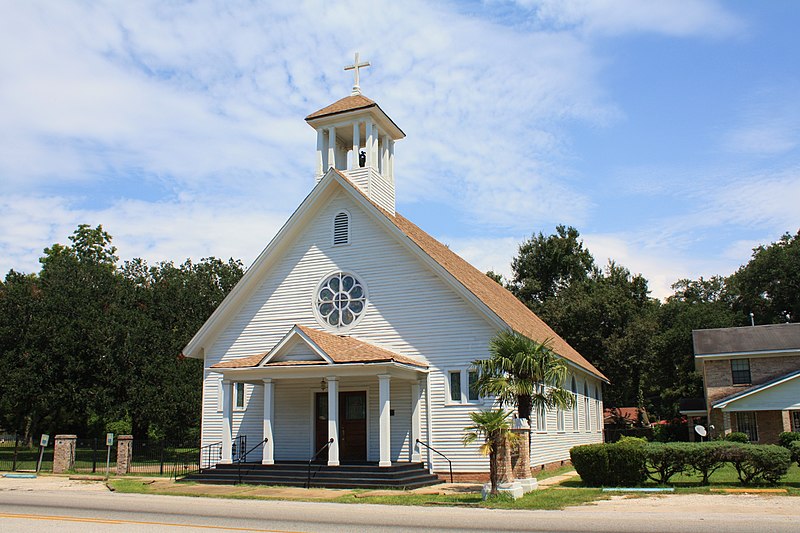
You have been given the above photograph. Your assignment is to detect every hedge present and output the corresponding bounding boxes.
[571,440,792,487]
[791,441,800,467]
[778,431,800,449]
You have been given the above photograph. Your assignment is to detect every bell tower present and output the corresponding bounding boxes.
[305,53,404,214]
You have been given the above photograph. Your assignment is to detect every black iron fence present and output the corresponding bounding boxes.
[74,437,115,474]
[129,439,200,478]
[0,434,53,472]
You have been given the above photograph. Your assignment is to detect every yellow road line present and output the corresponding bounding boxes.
[0,512,300,532]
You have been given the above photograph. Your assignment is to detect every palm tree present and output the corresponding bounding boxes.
[462,409,517,496]
[473,330,575,476]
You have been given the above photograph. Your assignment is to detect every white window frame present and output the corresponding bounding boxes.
[595,386,602,433]
[584,382,591,432]
[234,382,246,411]
[557,405,565,432]
[571,377,579,432]
[445,368,482,405]
[332,210,351,246]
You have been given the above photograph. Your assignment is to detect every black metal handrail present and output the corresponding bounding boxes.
[306,438,334,488]
[416,438,453,483]
[236,438,268,485]
[198,441,222,473]
[231,435,247,462]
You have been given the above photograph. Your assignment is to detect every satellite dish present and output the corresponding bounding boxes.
[695,425,707,437]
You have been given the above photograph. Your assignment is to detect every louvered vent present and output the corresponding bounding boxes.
[333,211,349,245]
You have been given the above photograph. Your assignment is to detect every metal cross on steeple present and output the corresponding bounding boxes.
[344,52,370,96]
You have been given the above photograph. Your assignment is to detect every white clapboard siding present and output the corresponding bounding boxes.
[200,188,602,473]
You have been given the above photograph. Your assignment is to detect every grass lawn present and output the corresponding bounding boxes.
[109,477,609,510]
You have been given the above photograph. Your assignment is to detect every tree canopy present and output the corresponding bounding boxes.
[0,225,244,443]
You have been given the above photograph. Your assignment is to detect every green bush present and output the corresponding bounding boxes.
[723,432,749,443]
[789,441,800,468]
[719,443,790,485]
[606,440,647,486]
[778,431,800,448]
[570,444,608,487]
[684,441,728,485]
[644,442,690,485]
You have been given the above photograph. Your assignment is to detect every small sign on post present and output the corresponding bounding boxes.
[105,433,114,479]
[36,434,49,473]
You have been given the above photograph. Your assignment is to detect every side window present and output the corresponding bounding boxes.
[447,369,482,404]
[234,382,246,410]
[333,211,350,245]
[449,371,462,402]
[731,359,751,385]
[468,370,480,401]
[571,377,579,431]
[584,382,591,431]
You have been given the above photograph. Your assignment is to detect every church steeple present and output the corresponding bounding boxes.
[305,53,404,214]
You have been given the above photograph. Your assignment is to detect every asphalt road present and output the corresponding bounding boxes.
[1,486,799,532]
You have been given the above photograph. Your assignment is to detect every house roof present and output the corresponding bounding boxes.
[210,324,427,370]
[693,322,800,356]
[712,368,800,409]
[331,170,607,382]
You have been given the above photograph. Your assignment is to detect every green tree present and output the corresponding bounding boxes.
[728,231,800,324]
[473,330,574,422]
[510,225,595,310]
[462,409,517,496]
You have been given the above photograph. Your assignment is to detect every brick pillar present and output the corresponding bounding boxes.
[511,428,532,479]
[496,435,514,484]
[53,435,77,474]
[116,435,133,475]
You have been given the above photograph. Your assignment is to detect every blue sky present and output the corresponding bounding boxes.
[1,0,798,299]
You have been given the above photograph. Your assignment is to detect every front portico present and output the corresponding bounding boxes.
[212,325,428,468]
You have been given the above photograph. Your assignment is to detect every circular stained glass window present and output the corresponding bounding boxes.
[315,272,366,329]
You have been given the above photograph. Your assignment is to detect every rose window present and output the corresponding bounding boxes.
[315,272,366,328]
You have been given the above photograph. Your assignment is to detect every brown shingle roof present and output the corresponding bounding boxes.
[693,323,800,356]
[305,95,377,121]
[211,353,265,369]
[210,325,427,370]
[295,325,426,368]
[332,170,607,381]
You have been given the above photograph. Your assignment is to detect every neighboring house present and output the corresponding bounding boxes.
[182,73,607,483]
[690,323,800,443]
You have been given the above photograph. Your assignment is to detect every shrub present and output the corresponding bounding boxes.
[684,441,728,485]
[720,443,791,485]
[606,439,647,486]
[778,431,800,449]
[723,432,749,443]
[790,441,800,468]
[644,442,689,485]
[570,444,608,487]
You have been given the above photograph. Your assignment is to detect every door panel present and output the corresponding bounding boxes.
[314,391,367,463]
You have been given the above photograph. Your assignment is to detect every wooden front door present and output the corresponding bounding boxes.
[314,391,367,463]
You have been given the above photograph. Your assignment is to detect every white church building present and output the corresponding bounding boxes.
[182,56,606,485]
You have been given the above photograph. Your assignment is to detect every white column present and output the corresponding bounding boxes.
[378,374,391,467]
[411,380,422,462]
[371,124,379,171]
[352,121,360,169]
[315,128,324,179]
[221,380,233,464]
[381,135,389,176]
[327,377,339,466]
[388,140,395,181]
[262,378,274,465]
[366,120,374,168]
[722,411,732,436]
[327,127,336,171]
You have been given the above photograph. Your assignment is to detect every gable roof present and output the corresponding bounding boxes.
[210,324,426,369]
[305,95,378,120]
[331,170,607,381]
[185,169,606,382]
[712,368,800,409]
[693,323,800,356]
